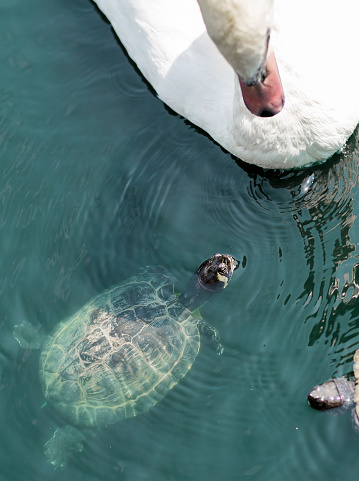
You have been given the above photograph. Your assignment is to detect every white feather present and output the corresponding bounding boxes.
[92,0,359,169]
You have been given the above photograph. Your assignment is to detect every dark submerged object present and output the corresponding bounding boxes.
[308,378,355,411]
[14,254,238,467]
[308,350,359,427]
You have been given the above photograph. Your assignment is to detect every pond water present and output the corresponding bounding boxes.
[2,1,359,480]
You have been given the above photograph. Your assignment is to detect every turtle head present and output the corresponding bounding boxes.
[307,377,355,411]
[178,254,239,311]
[197,254,238,292]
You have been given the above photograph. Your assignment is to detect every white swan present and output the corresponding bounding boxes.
[92,0,359,169]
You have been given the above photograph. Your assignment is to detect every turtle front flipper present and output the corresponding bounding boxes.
[13,321,45,349]
[196,319,223,356]
[44,425,91,468]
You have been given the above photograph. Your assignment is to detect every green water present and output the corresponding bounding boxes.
[2,0,359,479]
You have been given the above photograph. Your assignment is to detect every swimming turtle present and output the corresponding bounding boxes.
[308,349,359,427]
[14,253,238,467]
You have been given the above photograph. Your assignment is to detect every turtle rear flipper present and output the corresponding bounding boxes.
[44,425,88,468]
[13,321,45,349]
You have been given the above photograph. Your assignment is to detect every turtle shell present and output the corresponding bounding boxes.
[353,349,359,420]
[39,267,200,428]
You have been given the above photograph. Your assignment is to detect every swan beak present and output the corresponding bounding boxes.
[238,50,285,117]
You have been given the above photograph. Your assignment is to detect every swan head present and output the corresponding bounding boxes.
[197,0,284,117]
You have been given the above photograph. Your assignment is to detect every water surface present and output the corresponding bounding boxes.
[2,1,359,480]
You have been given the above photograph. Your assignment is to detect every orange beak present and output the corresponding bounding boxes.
[238,49,285,117]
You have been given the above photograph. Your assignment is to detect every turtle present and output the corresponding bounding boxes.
[307,349,359,428]
[14,253,238,468]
